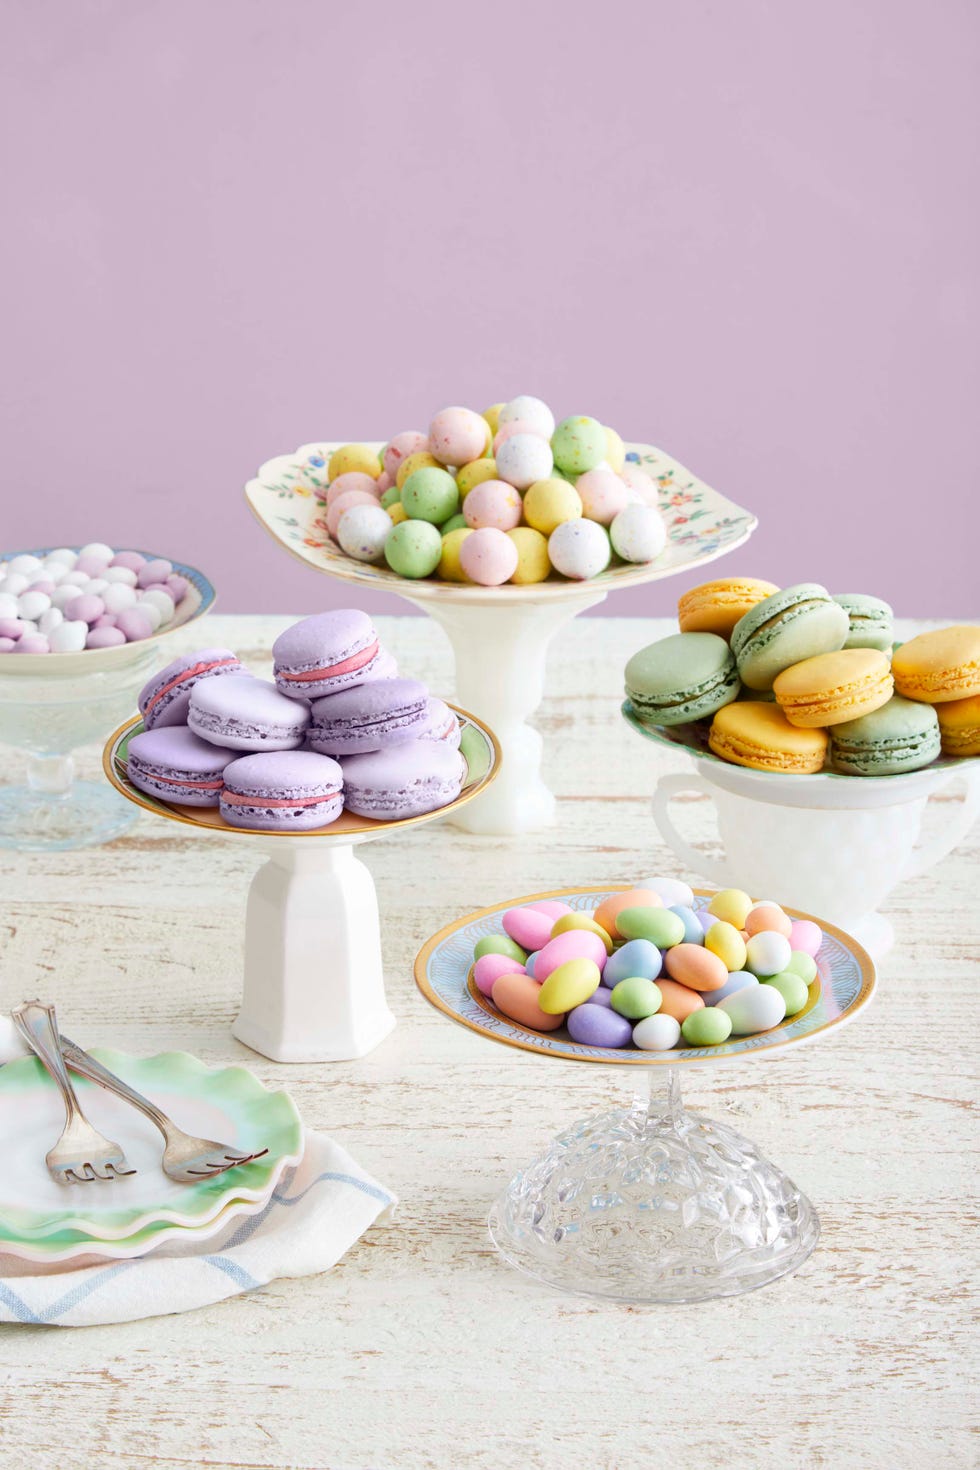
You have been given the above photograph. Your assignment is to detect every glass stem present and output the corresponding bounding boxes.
[632,1066,684,1121]
[26,754,75,797]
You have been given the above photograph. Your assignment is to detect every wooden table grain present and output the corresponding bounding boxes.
[0,614,976,1470]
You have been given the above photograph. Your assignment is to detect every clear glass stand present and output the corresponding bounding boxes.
[488,1067,819,1303]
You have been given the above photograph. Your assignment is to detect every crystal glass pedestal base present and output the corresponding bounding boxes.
[488,1070,819,1304]
[0,757,138,852]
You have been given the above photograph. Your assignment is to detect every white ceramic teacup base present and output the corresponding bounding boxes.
[234,842,396,1063]
[652,760,980,959]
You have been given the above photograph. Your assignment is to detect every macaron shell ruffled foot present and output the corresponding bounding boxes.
[127,727,235,806]
[219,751,344,831]
[340,741,466,820]
[188,676,312,751]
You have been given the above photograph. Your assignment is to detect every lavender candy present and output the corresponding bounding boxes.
[567,1003,633,1048]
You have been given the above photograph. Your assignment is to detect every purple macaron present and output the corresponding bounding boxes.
[188,676,311,751]
[272,610,386,700]
[308,677,430,756]
[418,697,462,749]
[340,740,466,820]
[138,648,245,729]
[127,727,234,807]
[220,751,344,831]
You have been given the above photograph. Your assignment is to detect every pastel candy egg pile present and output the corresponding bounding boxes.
[315,395,668,587]
[471,881,823,1051]
[0,547,193,654]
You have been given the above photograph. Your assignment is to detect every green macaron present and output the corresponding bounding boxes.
[731,583,850,691]
[830,695,941,776]
[833,593,894,652]
[625,632,740,725]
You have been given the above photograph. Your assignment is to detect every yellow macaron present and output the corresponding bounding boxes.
[709,702,829,773]
[678,578,780,639]
[937,694,980,756]
[892,625,980,703]
[772,649,893,727]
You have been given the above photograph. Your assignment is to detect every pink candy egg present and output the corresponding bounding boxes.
[326,490,380,539]
[534,930,608,981]
[0,618,26,640]
[375,470,393,494]
[473,954,525,997]
[492,419,548,454]
[115,609,155,641]
[463,480,522,532]
[0,637,15,652]
[75,553,110,577]
[576,468,629,525]
[165,574,189,602]
[528,901,574,921]
[789,919,822,956]
[28,580,55,597]
[109,551,147,571]
[15,633,50,654]
[428,407,488,467]
[91,614,118,629]
[383,430,429,480]
[327,472,381,507]
[137,558,173,589]
[65,593,105,624]
[619,464,659,504]
[85,626,126,648]
[502,905,555,952]
[458,527,519,586]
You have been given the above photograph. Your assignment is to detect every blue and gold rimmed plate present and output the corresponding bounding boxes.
[245,441,757,605]
[415,886,875,1066]
[0,1050,303,1260]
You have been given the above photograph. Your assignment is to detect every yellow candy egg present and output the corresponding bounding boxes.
[537,958,601,1014]
[457,458,499,498]
[396,451,442,490]
[704,920,747,972]
[507,527,551,584]
[523,478,583,536]
[388,501,408,525]
[604,427,626,473]
[483,403,504,436]
[328,444,382,481]
[551,912,614,955]
[707,888,754,927]
[439,527,473,582]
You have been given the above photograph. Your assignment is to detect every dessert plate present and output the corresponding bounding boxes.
[245,441,757,604]
[104,704,500,839]
[415,886,875,1067]
[0,1050,302,1250]
[0,550,217,676]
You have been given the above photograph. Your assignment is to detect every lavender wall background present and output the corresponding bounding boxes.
[2,0,977,618]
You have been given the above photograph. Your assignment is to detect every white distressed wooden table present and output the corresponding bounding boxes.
[0,614,976,1470]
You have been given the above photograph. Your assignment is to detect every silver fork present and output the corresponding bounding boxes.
[58,1036,269,1183]
[12,1001,137,1185]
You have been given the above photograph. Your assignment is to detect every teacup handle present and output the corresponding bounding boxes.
[651,773,732,887]
[902,768,980,882]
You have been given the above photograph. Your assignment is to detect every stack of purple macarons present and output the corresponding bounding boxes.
[126,609,467,831]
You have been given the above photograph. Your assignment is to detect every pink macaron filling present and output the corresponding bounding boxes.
[277,640,380,683]
[143,656,240,718]
[221,789,339,808]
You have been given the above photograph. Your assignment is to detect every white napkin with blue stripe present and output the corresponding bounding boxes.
[0,1130,395,1327]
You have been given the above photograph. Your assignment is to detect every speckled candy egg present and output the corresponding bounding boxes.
[328,444,382,480]
[327,472,381,507]
[428,408,488,468]
[576,469,629,526]
[495,434,554,491]
[507,528,551,585]
[604,427,626,473]
[457,459,498,498]
[384,520,443,579]
[498,395,555,439]
[327,490,379,539]
[338,504,393,563]
[493,420,548,454]
[548,520,611,581]
[551,416,607,475]
[438,527,473,582]
[458,528,519,586]
[620,464,660,503]
[610,504,667,563]
[463,480,522,532]
[523,479,583,536]
[401,467,460,525]
[383,431,429,481]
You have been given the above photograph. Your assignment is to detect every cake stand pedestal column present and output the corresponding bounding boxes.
[404,589,607,835]
[234,840,396,1064]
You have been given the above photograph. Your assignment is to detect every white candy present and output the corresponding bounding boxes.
[632,1014,682,1051]
[45,548,78,566]
[50,585,78,610]
[495,433,554,491]
[2,573,29,597]
[48,620,88,653]
[338,504,393,563]
[17,590,51,620]
[139,588,175,622]
[102,566,138,586]
[717,985,786,1035]
[498,395,555,439]
[79,542,114,564]
[8,554,43,576]
[643,876,695,909]
[547,519,611,580]
[134,601,162,631]
[61,570,90,588]
[38,607,64,634]
[41,559,70,582]
[86,578,109,596]
[0,593,18,619]
[102,583,138,614]
[610,504,667,564]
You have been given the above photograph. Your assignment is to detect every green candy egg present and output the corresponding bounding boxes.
[610,976,662,1020]
[616,906,686,948]
[538,958,601,1015]
[551,415,607,475]
[441,513,468,534]
[681,1008,733,1046]
[401,466,460,524]
[785,950,818,984]
[474,934,527,965]
[384,520,443,578]
[380,485,401,510]
[763,971,810,1017]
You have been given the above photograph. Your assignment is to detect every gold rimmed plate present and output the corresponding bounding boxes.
[103,704,501,842]
[415,885,876,1066]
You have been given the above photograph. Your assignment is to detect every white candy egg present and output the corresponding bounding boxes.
[61,570,90,588]
[610,504,667,564]
[102,583,138,614]
[338,504,392,563]
[50,585,78,610]
[643,876,695,908]
[86,578,109,596]
[632,1014,682,1051]
[2,573,29,597]
[79,542,114,564]
[45,548,78,567]
[139,588,175,622]
[38,607,64,634]
[7,554,43,576]
[41,559,70,582]
[0,593,18,619]
[495,433,554,491]
[48,620,88,653]
[102,566,138,586]
[547,519,611,580]
[134,600,162,631]
[498,395,555,439]
[17,590,51,620]
[717,984,787,1035]
[744,932,793,977]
